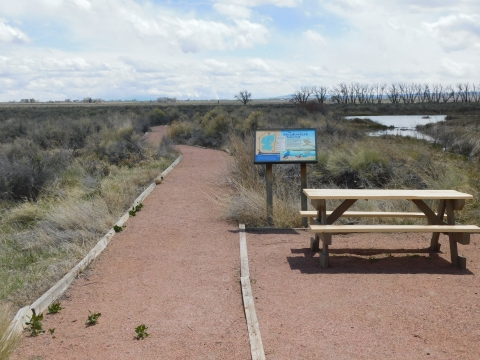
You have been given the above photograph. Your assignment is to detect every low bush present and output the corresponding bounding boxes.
[0,140,71,200]
[149,108,168,125]
[167,120,195,142]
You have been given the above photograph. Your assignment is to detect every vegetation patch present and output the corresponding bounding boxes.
[85,311,101,326]
[135,324,150,340]
[0,108,178,310]
[0,303,21,360]
[25,312,45,337]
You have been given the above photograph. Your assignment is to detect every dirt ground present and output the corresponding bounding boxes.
[12,126,480,359]
[247,230,480,360]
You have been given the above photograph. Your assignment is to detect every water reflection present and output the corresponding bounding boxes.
[346,115,446,141]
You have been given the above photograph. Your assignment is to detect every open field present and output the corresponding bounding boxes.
[2,101,480,359]
[10,129,480,359]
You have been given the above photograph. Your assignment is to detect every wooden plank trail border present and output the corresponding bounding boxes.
[4,154,183,342]
[239,224,266,360]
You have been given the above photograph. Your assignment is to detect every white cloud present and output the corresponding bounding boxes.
[246,58,270,72]
[302,29,326,45]
[212,0,302,19]
[70,0,92,11]
[0,20,29,43]
[213,3,252,18]
[215,0,302,7]
[441,58,472,78]
[423,14,480,51]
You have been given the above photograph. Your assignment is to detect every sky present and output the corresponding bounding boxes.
[1,0,479,101]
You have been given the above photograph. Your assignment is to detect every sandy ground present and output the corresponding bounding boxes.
[13,127,250,359]
[13,126,480,359]
[248,230,480,360]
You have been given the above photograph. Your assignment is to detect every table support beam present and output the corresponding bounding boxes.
[327,199,357,224]
[411,199,446,225]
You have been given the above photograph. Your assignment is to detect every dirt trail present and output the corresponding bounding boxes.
[13,125,480,360]
[13,127,250,359]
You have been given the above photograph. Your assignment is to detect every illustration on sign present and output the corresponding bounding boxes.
[254,129,317,163]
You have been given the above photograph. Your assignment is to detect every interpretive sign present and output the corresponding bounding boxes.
[254,129,317,164]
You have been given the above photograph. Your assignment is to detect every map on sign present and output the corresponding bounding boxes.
[254,129,317,164]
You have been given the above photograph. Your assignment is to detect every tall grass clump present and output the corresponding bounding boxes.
[222,134,303,227]
[0,304,20,360]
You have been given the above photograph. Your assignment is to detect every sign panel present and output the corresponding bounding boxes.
[254,129,318,164]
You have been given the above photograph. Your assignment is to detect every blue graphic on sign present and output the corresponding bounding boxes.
[254,129,317,164]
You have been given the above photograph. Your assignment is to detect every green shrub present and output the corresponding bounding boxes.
[167,121,195,141]
[149,109,168,125]
[200,110,230,137]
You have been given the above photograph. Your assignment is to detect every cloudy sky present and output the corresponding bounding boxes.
[1,0,479,101]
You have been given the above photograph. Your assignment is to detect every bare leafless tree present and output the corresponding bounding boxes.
[235,90,252,105]
[387,84,400,103]
[471,84,480,103]
[311,86,328,103]
[291,86,312,104]
[442,85,454,102]
[432,84,443,102]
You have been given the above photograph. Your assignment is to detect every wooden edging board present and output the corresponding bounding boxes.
[239,224,266,360]
[5,154,183,339]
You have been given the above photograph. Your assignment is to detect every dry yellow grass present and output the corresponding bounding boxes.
[0,303,20,360]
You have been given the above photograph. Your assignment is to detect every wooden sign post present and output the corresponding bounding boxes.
[254,129,318,228]
[266,164,274,226]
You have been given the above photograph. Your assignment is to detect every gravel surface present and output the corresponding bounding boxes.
[13,127,250,359]
[248,230,480,360]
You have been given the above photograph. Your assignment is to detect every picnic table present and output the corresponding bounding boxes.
[301,189,480,269]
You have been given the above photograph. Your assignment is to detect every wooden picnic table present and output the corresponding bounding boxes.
[302,189,480,269]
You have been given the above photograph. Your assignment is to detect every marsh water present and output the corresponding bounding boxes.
[346,115,447,141]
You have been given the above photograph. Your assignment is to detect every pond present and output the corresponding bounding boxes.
[346,115,447,141]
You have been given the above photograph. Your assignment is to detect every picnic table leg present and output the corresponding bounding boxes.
[310,235,320,252]
[320,243,329,268]
[430,200,446,252]
[310,199,327,251]
[316,199,331,268]
[446,200,467,269]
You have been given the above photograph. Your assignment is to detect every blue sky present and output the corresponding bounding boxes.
[1,0,479,101]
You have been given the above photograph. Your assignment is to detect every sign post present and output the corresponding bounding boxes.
[254,129,318,227]
[266,164,273,226]
[300,163,308,227]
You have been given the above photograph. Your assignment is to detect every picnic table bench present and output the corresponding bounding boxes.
[301,189,480,269]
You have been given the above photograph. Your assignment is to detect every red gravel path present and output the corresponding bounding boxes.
[248,230,480,359]
[13,127,250,359]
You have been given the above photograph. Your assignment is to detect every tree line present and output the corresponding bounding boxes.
[291,83,480,105]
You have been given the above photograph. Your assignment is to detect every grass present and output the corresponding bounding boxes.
[0,303,20,360]
[201,105,480,228]
[0,109,178,308]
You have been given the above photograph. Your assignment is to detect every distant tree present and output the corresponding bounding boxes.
[311,86,328,103]
[387,84,400,103]
[235,91,252,105]
[291,86,312,105]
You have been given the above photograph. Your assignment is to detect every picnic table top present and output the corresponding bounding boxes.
[303,189,473,200]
